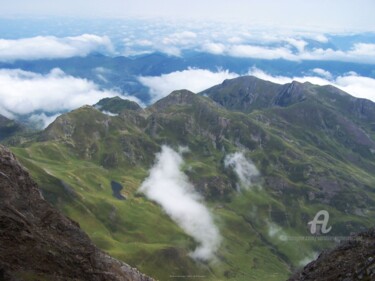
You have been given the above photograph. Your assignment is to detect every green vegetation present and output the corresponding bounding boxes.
[8,80,375,280]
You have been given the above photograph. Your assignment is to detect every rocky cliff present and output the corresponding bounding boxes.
[0,145,154,281]
[289,228,375,281]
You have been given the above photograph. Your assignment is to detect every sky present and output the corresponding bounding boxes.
[1,0,375,31]
[1,0,375,127]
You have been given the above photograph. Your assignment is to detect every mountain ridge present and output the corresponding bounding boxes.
[5,76,375,280]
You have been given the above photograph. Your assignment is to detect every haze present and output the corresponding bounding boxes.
[2,0,375,31]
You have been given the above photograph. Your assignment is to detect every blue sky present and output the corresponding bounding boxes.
[1,0,375,31]
[1,0,375,127]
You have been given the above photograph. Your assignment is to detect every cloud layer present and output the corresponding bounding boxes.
[0,34,113,61]
[139,68,238,102]
[200,41,375,64]
[139,146,221,261]
[0,68,138,127]
[224,152,260,190]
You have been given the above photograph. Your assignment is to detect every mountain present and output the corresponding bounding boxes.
[95,97,142,114]
[289,227,375,281]
[0,145,153,281]
[5,77,375,280]
[2,52,375,105]
[0,115,24,141]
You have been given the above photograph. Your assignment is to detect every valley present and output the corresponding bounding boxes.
[5,76,375,280]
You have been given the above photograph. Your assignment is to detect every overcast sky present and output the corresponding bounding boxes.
[2,0,375,31]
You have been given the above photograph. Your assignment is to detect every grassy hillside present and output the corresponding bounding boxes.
[9,79,375,280]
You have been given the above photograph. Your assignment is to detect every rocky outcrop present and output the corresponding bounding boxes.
[288,228,375,281]
[0,145,154,281]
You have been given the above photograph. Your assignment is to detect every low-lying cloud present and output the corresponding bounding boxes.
[138,68,238,102]
[267,221,287,241]
[139,145,221,261]
[28,113,62,129]
[248,67,375,102]
[0,34,114,61]
[201,41,375,64]
[0,68,139,127]
[224,152,260,190]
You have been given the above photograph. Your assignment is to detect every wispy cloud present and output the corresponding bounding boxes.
[201,41,375,64]
[28,112,61,129]
[0,68,139,127]
[0,34,114,61]
[139,68,238,102]
[224,152,260,190]
[139,146,221,261]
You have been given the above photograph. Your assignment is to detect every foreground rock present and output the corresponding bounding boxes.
[0,145,154,281]
[289,228,375,281]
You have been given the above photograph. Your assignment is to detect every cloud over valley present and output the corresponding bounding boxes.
[139,146,221,261]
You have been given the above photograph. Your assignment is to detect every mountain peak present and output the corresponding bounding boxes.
[150,89,199,111]
[200,75,283,112]
[95,96,142,114]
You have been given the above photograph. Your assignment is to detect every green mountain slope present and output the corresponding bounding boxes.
[8,78,375,280]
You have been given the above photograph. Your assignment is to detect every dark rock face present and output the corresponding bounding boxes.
[0,145,153,281]
[288,228,375,281]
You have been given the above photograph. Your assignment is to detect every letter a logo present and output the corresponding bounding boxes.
[308,210,332,235]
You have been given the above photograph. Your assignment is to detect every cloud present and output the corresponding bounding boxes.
[228,44,297,60]
[200,40,375,64]
[224,152,260,190]
[299,43,375,63]
[285,38,308,53]
[28,113,61,129]
[267,221,287,241]
[312,68,333,79]
[248,67,375,102]
[201,42,226,55]
[298,252,318,267]
[138,68,238,102]
[162,31,197,45]
[0,68,139,127]
[0,34,114,61]
[139,145,221,261]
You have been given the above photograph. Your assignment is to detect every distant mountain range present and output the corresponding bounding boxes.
[1,52,375,104]
[2,76,375,280]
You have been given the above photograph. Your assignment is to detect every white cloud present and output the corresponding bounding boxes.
[162,31,197,45]
[201,42,226,55]
[311,34,329,43]
[0,34,114,61]
[28,113,61,129]
[248,67,375,102]
[312,68,333,80]
[228,44,297,60]
[298,252,318,267]
[139,145,221,261]
[0,68,140,127]
[299,43,375,64]
[267,221,287,241]
[224,152,260,190]
[199,37,375,64]
[285,38,308,53]
[139,68,238,102]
